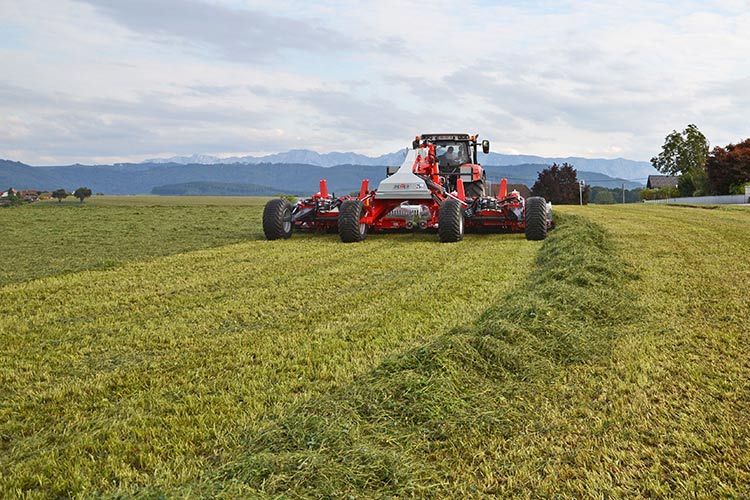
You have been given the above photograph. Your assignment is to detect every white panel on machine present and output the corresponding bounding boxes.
[376,148,433,199]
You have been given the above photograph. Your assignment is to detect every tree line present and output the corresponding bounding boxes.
[651,125,750,197]
[527,125,750,204]
[51,187,92,203]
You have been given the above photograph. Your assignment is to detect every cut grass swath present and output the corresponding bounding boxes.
[193,214,639,498]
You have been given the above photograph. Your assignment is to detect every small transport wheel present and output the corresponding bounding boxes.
[339,199,367,243]
[524,196,548,241]
[438,197,464,243]
[263,198,293,240]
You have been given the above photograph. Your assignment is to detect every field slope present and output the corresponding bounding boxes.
[1,200,749,498]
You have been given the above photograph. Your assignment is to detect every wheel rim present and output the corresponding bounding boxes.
[458,212,464,235]
[359,223,366,235]
[283,209,292,233]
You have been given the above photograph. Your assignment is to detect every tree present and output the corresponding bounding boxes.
[531,163,587,204]
[74,187,92,203]
[640,186,678,201]
[705,138,750,195]
[2,187,22,207]
[594,190,615,204]
[52,189,70,203]
[651,124,709,196]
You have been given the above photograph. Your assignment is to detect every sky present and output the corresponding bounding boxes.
[1,0,749,165]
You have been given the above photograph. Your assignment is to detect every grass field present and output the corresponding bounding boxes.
[0,196,267,286]
[1,198,749,498]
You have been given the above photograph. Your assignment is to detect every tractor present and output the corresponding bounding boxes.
[263,133,553,243]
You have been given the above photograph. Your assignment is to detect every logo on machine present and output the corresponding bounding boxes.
[393,182,424,190]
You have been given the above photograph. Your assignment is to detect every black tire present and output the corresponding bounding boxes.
[263,198,293,240]
[524,196,548,241]
[339,199,367,243]
[438,197,464,243]
[464,178,485,198]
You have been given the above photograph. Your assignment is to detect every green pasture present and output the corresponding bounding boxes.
[0,196,268,286]
[1,197,749,498]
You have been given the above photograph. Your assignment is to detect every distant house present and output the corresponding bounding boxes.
[20,190,40,202]
[488,182,532,199]
[1,188,19,198]
[647,175,679,190]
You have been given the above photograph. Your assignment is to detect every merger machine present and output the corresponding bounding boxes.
[262,133,553,243]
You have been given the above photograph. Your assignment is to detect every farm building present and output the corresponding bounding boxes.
[647,175,679,189]
[20,190,40,202]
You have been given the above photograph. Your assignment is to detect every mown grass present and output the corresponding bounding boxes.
[0,197,539,497]
[3,199,750,498]
[177,213,638,498]
[0,196,268,286]
[195,204,748,499]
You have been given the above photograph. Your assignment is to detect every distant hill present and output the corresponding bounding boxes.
[144,149,410,168]
[151,181,301,196]
[1,158,643,195]
[483,164,642,190]
[143,148,657,180]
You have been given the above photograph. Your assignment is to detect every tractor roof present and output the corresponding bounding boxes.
[420,133,471,141]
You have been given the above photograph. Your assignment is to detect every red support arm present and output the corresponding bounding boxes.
[358,179,370,199]
[498,178,507,199]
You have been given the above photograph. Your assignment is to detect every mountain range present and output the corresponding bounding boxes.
[2,147,654,196]
[1,158,644,195]
[144,149,657,181]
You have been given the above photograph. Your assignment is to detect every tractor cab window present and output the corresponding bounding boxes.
[435,142,470,168]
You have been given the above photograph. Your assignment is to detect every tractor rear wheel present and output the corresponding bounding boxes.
[339,199,367,242]
[524,196,548,241]
[438,197,464,243]
[263,198,293,240]
[464,179,485,198]
[464,171,486,198]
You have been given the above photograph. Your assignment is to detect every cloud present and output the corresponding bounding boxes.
[0,81,284,162]
[74,0,355,63]
[2,0,750,164]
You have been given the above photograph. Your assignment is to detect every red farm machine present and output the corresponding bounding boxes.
[262,133,553,243]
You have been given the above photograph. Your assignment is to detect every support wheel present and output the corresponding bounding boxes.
[438,197,464,243]
[524,196,548,241]
[263,198,293,240]
[339,200,367,243]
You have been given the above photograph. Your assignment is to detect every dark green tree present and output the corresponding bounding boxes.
[531,163,587,204]
[73,187,92,203]
[52,189,69,203]
[651,124,709,196]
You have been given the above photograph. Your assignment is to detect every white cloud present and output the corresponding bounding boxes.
[1,0,749,164]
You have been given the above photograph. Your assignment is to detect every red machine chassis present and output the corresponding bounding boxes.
[288,143,547,235]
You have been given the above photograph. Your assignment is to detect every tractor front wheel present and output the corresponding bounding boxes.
[438,197,464,243]
[263,198,293,240]
[524,196,548,241]
[339,199,367,242]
